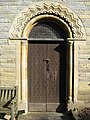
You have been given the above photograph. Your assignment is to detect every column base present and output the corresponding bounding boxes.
[68,101,86,111]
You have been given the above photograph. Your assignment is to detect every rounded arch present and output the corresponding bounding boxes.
[28,17,68,39]
[9,2,86,39]
[24,15,72,38]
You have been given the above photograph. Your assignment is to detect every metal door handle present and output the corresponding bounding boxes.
[43,59,50,63]
[43,59,50,71]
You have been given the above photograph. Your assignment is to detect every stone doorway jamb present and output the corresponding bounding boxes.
[67,38,86,110]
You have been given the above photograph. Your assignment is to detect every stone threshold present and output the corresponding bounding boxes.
[18,112,72,120]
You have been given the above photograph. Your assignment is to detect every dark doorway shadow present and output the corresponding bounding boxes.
[55,41,68,113]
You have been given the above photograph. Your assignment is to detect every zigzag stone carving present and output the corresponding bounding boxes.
[9,2,86,39]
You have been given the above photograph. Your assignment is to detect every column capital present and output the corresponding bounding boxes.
[67,38,86,45]
[67,41,73,47]
[21,40,28,45]
[68,41,73,45]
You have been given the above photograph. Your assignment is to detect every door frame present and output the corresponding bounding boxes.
[8,37,86,113]
[9,2,86,112]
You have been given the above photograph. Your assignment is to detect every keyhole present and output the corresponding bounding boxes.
[43,59,50,71]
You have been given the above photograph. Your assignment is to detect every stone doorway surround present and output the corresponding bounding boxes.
[8,2,86,113]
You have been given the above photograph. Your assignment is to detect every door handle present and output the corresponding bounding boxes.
[43,59,50,71]
[43,59,50,63]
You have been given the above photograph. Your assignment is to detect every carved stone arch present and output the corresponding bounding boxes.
[9,2,86,39]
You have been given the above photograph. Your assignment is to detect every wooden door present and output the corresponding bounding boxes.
[28,43,60,112]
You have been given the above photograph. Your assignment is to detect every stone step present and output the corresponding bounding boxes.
[18,112,72,120]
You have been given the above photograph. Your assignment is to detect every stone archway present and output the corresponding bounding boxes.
[9,2,86,112]
[9,2,86,39]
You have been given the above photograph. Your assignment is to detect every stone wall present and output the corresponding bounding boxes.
[78,44,90,102]
[0,43,16,86]
[0,0,90,104]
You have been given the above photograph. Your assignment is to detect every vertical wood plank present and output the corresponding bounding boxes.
[12,89,15,98]
[1,90,4,102]
[8,90,11,100]
[5,89,8,101]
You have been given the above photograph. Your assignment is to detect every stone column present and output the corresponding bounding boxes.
[16,40,21,103]
[21,39,28,112]
[74,41,78,102]
[68,41,73,102]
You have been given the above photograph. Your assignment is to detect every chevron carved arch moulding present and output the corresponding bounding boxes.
[9,2,86,39]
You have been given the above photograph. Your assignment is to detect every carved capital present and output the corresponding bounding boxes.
[21,40,27,45]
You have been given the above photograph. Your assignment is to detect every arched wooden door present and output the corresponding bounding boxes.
[28,20,67,112]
